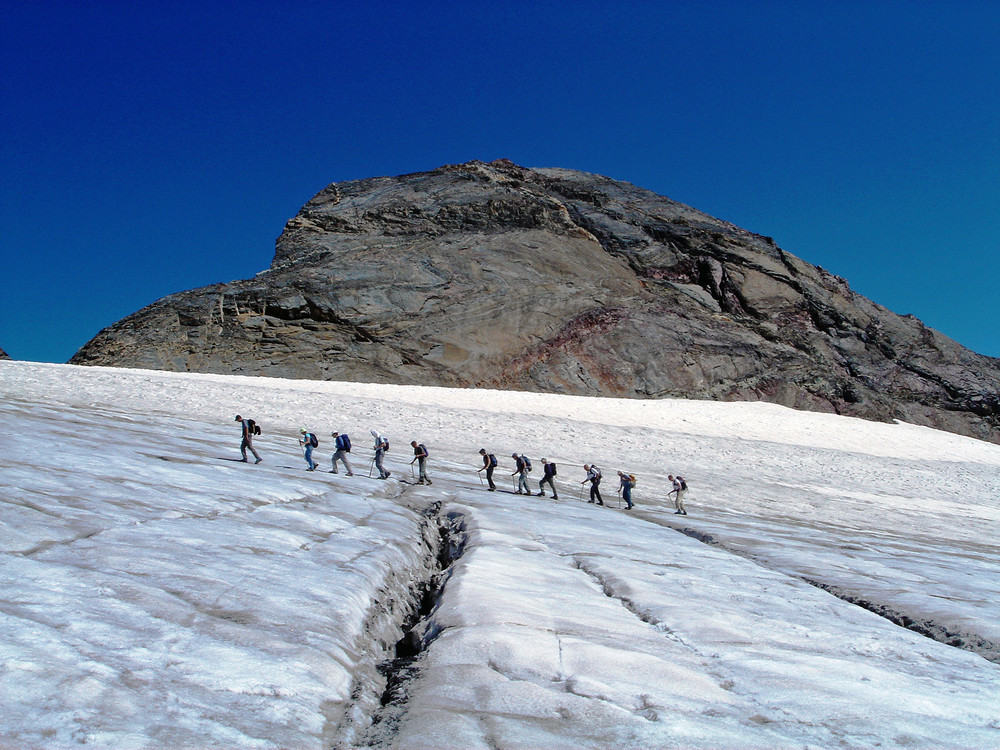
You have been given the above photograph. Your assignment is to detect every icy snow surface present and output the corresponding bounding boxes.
[1,361,999,748]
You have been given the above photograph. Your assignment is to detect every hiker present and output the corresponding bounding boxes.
[478,448,497,491]
[411,441,431,485]
[511,453,530,494]
[299,428,319,471]
[581,464,604,505]
[538,458,558,499]
[669,475,688,515]
[617,471,635,510]
[330,431,354,475]
[234,414,262,463]
[371,430,391,479]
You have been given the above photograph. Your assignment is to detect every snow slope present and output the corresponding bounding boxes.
[1,361,998,748]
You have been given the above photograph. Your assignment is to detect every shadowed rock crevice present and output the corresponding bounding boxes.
[70,159,1000,443]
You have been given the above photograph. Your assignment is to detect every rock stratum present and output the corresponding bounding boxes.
[71,160,1000,443]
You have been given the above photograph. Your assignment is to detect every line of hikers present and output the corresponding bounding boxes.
[236,416,687,513]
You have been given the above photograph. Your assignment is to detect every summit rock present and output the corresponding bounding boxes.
[71,160,1000,443]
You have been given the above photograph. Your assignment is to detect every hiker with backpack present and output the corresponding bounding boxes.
[330,432,354,475]
[235,415,262,464]
[370,430,391,479]
[668,475,688,515]
[617,471,635,510]
[478,448,497,491]
[582,464,604,505]
[299,428,319,471]
[411,441,431,485]
[538,459,558,499]
[511,453,530,495]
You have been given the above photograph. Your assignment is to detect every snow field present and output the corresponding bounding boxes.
[2,361,999,748]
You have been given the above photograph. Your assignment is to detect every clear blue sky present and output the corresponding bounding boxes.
[2,1,998,363]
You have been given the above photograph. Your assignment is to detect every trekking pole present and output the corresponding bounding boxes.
[410,462,415,478]
[369,457,375,478]
[578,483,584,502]
[478,471,484,487]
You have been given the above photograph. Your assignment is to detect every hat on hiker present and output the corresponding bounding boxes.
[234,415,242,421]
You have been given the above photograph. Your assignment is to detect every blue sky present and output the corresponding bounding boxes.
[2,1,998,362]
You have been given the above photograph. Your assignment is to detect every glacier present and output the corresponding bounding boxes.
[1,361,998,748]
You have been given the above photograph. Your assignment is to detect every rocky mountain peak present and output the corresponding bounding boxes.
[70,160,1000,443]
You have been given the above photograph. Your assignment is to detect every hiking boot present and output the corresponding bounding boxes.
[674,510,683,514]
[426,480,432,485]
[681,510,688,515]
[239,458,248,463]
[537,492,545,497]
[488,487,495,491]
[255,458,262,464]
[552,495,559,500]
[346,472,354,476]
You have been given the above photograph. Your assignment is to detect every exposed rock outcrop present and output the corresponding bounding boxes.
[0,346,10,360]
[71,160,1000,443]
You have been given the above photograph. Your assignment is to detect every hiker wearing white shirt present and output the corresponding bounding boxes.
[371,430,391,479]
[582,464,604,505]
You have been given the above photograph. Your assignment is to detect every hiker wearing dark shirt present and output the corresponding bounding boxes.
[235,415,262,463]
[538,459,558,499]
[411,441,431,485]
[478,448,496,491]
[330,432,354,475]
[511,453,530,494]
[617,471,635,510]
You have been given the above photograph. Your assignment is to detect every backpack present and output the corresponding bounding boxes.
[629,474,637,486]
[592,465,602,479]
[523,456,532,472]
[337,434,351,452]
[419,443,428,457]
[382,439,389,452]
[549,462,557,477]
[247,419,261,436]
[307,433,318,448]
[489,453,498,467]
[679,477,687,491]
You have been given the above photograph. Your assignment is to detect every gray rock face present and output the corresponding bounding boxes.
[71,160,1000,443]
[0,346,9,360]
